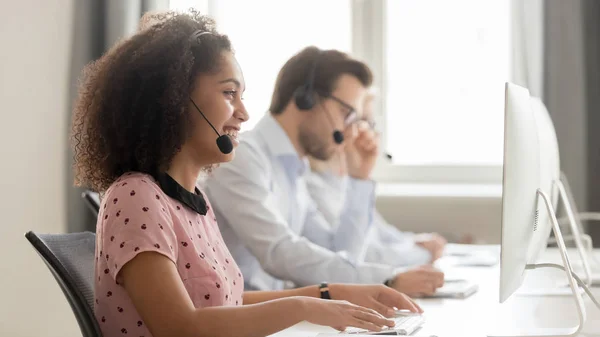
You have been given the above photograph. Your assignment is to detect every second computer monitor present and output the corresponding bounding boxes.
[499,82,541,303]
[494,82,587,337]
[527,97,561,264]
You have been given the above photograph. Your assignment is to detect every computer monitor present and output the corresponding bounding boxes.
[531,97,593,286]
[498,82,541,303]
[491,82,586,337]
[526,97,560,265]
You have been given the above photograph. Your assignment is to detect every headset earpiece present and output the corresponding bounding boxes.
[294,84,316,110]
[294,48,345,145]
[294,50,320,111]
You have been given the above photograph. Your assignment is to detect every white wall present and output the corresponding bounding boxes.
[0,1,80,336]
[376,185,502,244]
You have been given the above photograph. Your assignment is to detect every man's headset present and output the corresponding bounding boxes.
[291,50,393,160]
[292,50,345,145]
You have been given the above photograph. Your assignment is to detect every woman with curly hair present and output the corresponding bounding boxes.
[71,10,421,337]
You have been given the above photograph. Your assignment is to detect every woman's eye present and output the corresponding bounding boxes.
[224,90,237,98]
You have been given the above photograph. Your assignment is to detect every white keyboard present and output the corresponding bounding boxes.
[426,280,479,299]
[341,313,425,335]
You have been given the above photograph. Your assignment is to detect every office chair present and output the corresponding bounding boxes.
[82,190,100,218]
[25,231,102,337]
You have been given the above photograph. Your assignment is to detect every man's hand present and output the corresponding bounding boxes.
[414,233,447,262]
[328,283,423,318]
[390,265,445,298]
[344,121,379,180]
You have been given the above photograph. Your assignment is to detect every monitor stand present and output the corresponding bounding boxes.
[487,189,586,337]
[554,177,594,286]
[516,177,593,293]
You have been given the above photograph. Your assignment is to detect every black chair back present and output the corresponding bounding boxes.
[82,190,100,218]
[25,231,102,337]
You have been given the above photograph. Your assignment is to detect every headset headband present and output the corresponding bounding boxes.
[190,30,213,45]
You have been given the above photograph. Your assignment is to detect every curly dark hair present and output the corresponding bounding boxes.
[71,9,232,192]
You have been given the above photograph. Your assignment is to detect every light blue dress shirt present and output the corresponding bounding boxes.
[204,114,396,290]
[305,170,432,267]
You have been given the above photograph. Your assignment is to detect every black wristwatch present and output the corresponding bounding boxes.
[319,282,332,300]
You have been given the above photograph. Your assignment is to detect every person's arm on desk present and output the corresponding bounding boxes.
[414,232,447,262]
[365,212,433,267]
[206,142,445,297]
[243,283,422,317]
[204,142,394,286]
[121,253,419,337]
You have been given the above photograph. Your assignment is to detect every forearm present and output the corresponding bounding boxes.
[258,236,395,286]
[243,285,320,304]
[365,241,431,267]
[332,178,376,253]
[188,297,308,337]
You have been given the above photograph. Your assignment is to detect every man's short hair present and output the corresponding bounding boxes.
[269,46,373,115]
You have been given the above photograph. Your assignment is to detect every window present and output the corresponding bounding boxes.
[169,0,208,13]
[169,0,513,183]
[170,0,352,131]
[384,0,510,167]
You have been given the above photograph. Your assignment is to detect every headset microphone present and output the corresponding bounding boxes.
[293,48,344,145]
[190,99,233,154]
[188,31,233,154]
[333,130,344,144]
[323,111,344,144]
[215,134,234,155]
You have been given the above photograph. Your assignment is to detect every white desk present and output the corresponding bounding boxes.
[270,248,600,337]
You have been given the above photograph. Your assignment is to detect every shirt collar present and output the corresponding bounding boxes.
[154,172,208,215]
[254,114,310,177]
[254,114,299,158]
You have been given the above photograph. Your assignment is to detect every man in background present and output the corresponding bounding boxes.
[306,90,447,268]
[204,46,444,297]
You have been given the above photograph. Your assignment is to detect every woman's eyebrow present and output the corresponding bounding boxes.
[219,78,241,88]
[218,78,245,92]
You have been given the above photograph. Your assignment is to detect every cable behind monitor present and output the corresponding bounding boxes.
[526,263,600,310]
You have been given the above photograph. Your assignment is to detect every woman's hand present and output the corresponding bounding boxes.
[328,284,423,317]
[300,297,395,332]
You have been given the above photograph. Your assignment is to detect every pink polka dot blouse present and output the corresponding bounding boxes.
[94,172,244,337]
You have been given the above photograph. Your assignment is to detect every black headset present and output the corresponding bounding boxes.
[293,49,344,144]
[293,51,320,110]
[189,30,234,154]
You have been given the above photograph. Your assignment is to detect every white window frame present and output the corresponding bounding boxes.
[172,0,508,184]
[352,0,506,185]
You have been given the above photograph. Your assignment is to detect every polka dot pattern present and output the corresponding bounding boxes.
[94,173,244,337]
